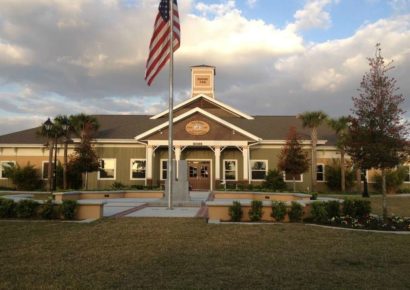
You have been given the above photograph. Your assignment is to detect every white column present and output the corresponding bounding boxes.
[215,146,221,180]
[175,146,181,179]
[146,146,153,181]
[242,146,249,181]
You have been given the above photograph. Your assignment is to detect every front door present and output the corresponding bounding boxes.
[188,161,210,191]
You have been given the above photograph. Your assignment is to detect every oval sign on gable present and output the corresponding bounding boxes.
[185,120,210,136]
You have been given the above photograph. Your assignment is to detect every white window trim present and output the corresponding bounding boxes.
[223,159,238,181]
[160,159,168,181]
[403,164,410,183]
[42,161,52,180]
[316,163,325,182]
[283,172,304,183]
[250,160,268,181]
[130,159,146,180]
[0,161,16,179]
[98,158,117,180]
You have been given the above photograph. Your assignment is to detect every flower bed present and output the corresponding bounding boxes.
[329,215,410,231]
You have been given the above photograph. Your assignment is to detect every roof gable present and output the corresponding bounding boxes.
[150,94,254,120]
[136,108,260,141]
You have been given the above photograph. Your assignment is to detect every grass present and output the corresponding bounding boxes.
[1,218,410,289]
[322,194,410,217]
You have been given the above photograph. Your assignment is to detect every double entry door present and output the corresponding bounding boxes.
[187,161,210,191]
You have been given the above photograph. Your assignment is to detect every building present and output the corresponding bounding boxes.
[0,65,408,192]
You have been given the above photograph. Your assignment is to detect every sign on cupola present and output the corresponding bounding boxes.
[191,65,215,99]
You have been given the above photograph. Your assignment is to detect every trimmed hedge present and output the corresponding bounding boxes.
[16,199,39,218]
[0,198,16,218]
[248,200,263,222]
[271,201,287,222]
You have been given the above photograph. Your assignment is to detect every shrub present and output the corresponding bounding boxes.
[353,200,371,219]
[326,200,341,219]
[374,167,407,194]
[248,200,263,222]
[342,199,355,217]
[310,192,318,200]
[263,170,287,191]
[3,163,43,191]
[271,201,287,222]
[40,199,56,219]
[288,201,303,222]
[61,200,77,220]
[311,202,328,224]
[325,159,355,191]
[15,199,39,218]
[228,201,243,222]
[112,182,126,190]
[0,198,16,218]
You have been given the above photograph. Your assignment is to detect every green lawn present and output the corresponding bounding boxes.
[1,218,409,289]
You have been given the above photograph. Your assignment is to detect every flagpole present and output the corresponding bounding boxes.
[167,0,174,210]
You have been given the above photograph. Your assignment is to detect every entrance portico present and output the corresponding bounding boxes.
[144,140,253,190]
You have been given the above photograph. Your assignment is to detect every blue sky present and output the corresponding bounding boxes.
[0,0,409,134]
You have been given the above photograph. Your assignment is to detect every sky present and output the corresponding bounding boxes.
[0,0,409,135]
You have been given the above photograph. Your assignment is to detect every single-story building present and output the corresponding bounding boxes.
[0,65,409,192]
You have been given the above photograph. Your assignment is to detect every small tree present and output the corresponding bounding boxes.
[68,126,99,190]
[263,169,287,191]
[328,116,350,192]
[346,44,409,219]
[278,127,309,192]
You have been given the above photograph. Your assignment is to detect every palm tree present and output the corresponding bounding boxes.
[70,113,99,140]
[54,115,74,190]
[38,118,64,191]
[69,114,100,190]
[299,111,328,192]
[328,116,349,192]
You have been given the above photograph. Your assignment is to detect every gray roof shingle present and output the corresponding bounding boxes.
[0,114,336,146]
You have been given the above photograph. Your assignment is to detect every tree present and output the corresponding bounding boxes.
[299,111,328,192]
[69,114,100,190]
[38,118,64,191]
[328,116,349,192]
[68,131,99,190]
[54,115,74,190]
[346,44,409,220]
[278,126,309,192]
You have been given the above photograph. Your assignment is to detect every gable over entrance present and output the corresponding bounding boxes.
[136,108,260,142]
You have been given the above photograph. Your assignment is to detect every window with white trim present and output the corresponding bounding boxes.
[161,160,167,180]
[130,159,146,180]
[316,164,325,182]
[223,160,237,181]
[283,172,303,182]
[98,158,116,180]
[42,161,54,180]
[251,160,267,180]
[0,161,15,179]
[404,165,410,183]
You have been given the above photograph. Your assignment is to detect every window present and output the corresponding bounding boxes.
[251,160,267,180]
[42,161,54,180]
[404,165,410,183]
[98,158,116,180]
[0,161,15,179]
[130,159,146,180]
[316,164,325,182]
[223,160,237,181]
[161,160,167,180]
[284,172,303,182]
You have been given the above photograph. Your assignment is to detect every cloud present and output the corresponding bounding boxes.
[287,0,336,32]
[0,0,409,136]
[247,0,258,8]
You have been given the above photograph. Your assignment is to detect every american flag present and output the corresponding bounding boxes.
[145,0,180,86]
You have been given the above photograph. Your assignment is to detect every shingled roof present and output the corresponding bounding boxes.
[0,114,337,146]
